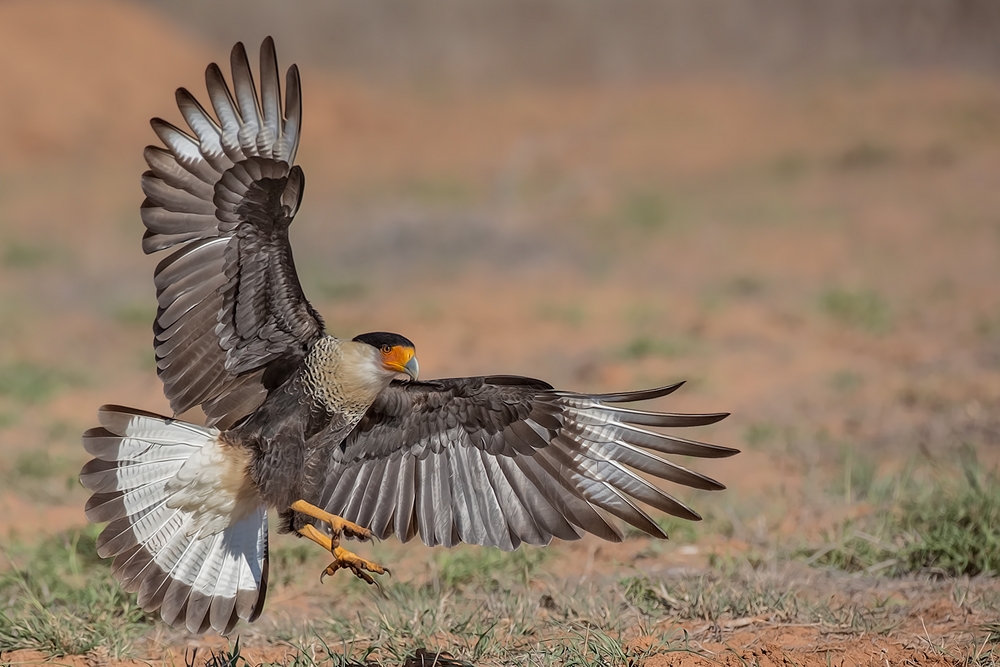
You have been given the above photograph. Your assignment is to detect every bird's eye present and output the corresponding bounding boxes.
[380,344,392,354]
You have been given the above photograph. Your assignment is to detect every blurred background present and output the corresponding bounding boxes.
[1,0,999,556]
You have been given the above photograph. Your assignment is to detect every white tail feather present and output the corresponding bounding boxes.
[82,405,267,634]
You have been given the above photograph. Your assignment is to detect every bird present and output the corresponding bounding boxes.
[79,37,738,636]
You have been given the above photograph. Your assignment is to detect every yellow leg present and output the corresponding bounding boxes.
[297,523,336,551]
[297,524,389,587]
[290,499,371,541]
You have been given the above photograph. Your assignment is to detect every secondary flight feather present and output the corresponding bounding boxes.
[80,37,738,635]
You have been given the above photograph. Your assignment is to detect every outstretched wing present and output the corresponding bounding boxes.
[141,38,323,429]
[313,377,737,551]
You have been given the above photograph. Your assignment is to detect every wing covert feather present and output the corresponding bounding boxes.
[315,377,736,550]
[140,38,321,428]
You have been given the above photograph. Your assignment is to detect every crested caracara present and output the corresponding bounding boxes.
[80,38,738,635]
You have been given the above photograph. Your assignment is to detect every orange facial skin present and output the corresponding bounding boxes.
[380,345,419,379]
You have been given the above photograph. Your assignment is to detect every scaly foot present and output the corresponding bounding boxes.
[290,499,371,541]
[296,523,390,589]
[322,545,390,586]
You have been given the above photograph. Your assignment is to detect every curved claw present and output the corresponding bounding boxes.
[320,558,345,584]
[343,524,372,542]
[319,547,389,590]
[351,566,377,587]
[321,561,383,593]
[299,521,388,589]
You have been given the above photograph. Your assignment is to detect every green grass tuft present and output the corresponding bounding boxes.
[110,301,156,326]
[834,142,896,171]
[743,421,778,449]
[190,637,252,667]
[0,411,16,429]
[270,541,321,587]
[2,241,52,268]
[802,467,1000,576]
[620,571,897,632]
[2,446,80,502]
[829,369,864,394]
[12,449,60,478]
[727,275,765,297]
[0,526,153,655]
[828,448,882,504]
[820,288,891,333]
[620,191,671,232]
[618,335,686,360]
[0,361,80,404]
[770,152,810,181]
[653,514,700,543]
[535,301,586,328]
[401,177,475,206]
[433,545,548,589]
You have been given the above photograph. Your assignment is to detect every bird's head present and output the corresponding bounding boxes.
[352,332,419,381]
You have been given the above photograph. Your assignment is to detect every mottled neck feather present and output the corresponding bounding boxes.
[303,336,394,417]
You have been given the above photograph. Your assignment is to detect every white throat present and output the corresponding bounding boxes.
[303,336,396,416]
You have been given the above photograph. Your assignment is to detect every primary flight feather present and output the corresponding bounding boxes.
[80,37,738,635]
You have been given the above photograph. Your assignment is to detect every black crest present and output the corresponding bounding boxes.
[353,332,415,350]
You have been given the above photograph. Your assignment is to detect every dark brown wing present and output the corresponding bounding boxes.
[313,377,737,551]
[141,38,323,428]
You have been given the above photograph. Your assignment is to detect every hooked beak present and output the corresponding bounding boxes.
[381,344,420,381]
[403,355,419,381]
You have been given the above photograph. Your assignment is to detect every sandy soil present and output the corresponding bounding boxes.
[1,1,999,665]
[0,632,981,667]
